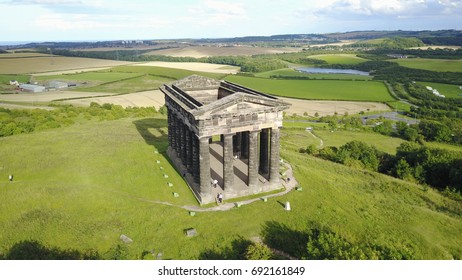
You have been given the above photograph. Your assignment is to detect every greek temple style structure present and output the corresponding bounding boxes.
[160,75,290,204]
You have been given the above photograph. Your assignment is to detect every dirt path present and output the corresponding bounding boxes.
[136,161,298,212]
[307,130,324,148]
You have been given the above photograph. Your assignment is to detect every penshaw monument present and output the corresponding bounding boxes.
[160,75,290,204]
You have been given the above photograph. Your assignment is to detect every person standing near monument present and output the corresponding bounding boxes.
[218,193,223,203]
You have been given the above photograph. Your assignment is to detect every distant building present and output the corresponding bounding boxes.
[387,54,408,59]
[47,80,68,89]
[19,84,46,93]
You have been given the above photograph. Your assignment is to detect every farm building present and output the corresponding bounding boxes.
[19,84,46,93]
[47,81,68,89]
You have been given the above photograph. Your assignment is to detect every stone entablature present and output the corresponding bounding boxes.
[160,75,290,204]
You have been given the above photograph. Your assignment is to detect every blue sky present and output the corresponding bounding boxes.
[1,0,461,42]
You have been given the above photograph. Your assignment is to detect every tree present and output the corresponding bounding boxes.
[245,243,273,260]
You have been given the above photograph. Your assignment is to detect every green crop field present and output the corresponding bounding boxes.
[282,124,405,155]
[392,58,462,72]
[34,71,144,84]
[0,116,460,259]
[306,54,368,65]
[416,81,462,98]
[72,75,173,94]
[256,68,372,81]
[225,75,394,102]
[111,65,226,80]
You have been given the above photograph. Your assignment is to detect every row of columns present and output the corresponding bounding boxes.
[167,109,280,200]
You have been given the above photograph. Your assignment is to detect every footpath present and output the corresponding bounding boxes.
[140,161,299,212]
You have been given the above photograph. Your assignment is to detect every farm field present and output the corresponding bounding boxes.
[255,68,372,80]
[0,116,460,259]
[34,71,144,84]
[416,81,462,98]
[282,123,405,154]
[132,62,239,74]
[0,54,134,74]
[76,75,172,94]
[392,58,462,72]
[144,45,300,58]
[306,54,368,65]
[280,98,390,116]
[225,75,394,102]
[60,90,166,108]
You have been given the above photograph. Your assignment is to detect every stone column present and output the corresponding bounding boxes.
[170,112,176,152]
[223,133,234,191]
[192,135,200,183]
[167,109,173,147]
[180,122,187,165]
[185,128,192,172]
[175,115,181,156]
[199,136,212,201]
[248,130,259,192]
[241,131,249,159]
[269,128,280,186]
[259,128,269,175]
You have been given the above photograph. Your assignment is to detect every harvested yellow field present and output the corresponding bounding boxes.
[282,98,391,117]
[145,45,300,58]
[133,62,240,73]
[0,91,111,104]
[61,90,165,108]
[0,54,135,74]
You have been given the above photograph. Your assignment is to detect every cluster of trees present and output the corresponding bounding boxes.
[301,140,462,193]
[0,104,158,137]
[350,37,425,49]
[261,221,415,260]
[368,47,462,59]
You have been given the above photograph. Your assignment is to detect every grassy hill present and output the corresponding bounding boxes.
[0,115,460,259]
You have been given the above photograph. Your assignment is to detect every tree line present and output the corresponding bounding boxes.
[301,140,462,195]
[0,104,158,138]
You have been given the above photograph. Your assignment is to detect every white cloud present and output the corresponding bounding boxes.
[293,0,462,24]
[35,14,107,30]
[186,0,247,26]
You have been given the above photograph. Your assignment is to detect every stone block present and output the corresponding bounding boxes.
[167,182,173,187]
[173,192,179,197]
[189,211,196,216]
[184,228,197,237]
[163,174,169,178]
[120,234,133,244]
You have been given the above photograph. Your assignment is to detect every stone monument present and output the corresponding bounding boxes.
[160,75,290,204]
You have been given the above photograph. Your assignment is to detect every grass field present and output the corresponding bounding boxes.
[255,68,372,80]
[392,58,462,72]
[34,71,143,84]
[0,116,460,259]
[282,123,405,154]
[225,75,394,102]
[0,54,134,75]
[416,81,462,98]
[144,45,300,58]
[306,54,368,65]
[74,75,173,94]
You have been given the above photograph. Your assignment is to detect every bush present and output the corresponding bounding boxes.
[245,243,273,260]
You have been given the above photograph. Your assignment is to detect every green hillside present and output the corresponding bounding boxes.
[0,115,460,259]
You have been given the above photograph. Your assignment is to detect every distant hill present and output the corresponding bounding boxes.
[325,30,462,46]
[2,30,461,50]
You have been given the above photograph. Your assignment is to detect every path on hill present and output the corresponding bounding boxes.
[307,130,324,148]
[136,161,299,212]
